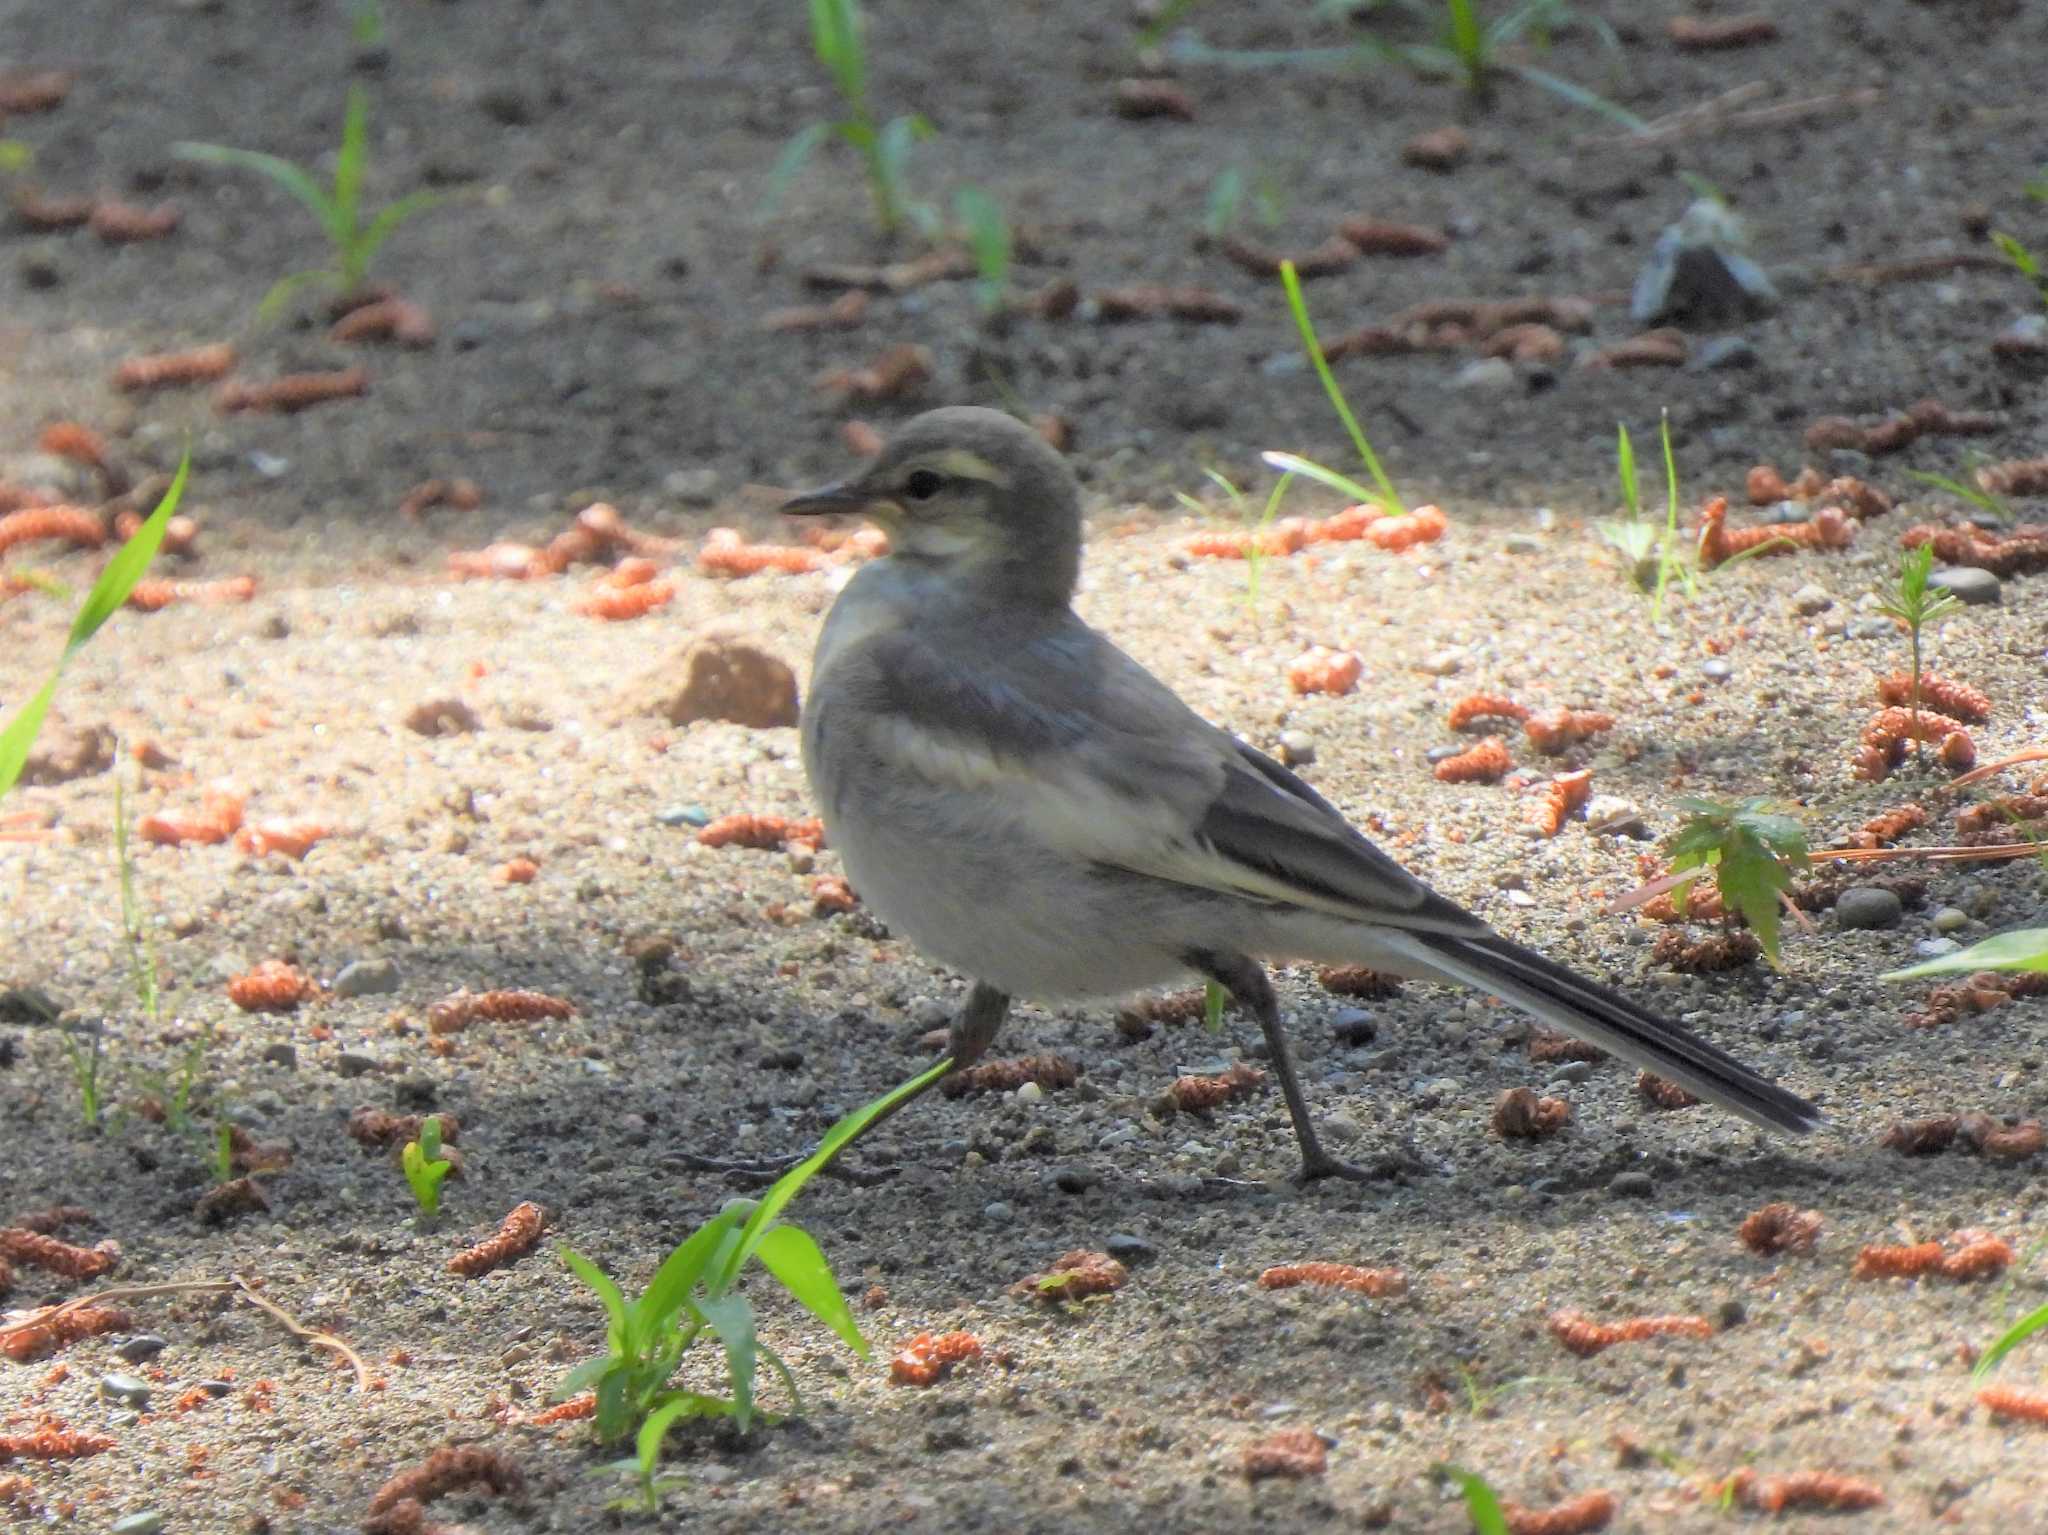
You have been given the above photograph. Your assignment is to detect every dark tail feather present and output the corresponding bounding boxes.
[1404,929,1821,1136]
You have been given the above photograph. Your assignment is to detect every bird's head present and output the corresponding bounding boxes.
[782,406,1082,602]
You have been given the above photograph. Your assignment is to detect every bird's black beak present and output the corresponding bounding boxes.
[781,480,873,517]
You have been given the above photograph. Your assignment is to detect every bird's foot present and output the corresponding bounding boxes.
[1293,1150,1379,1184]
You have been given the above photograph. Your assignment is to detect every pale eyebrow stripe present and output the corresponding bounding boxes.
[923,449,1011,488]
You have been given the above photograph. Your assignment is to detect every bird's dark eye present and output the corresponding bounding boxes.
[903,469,945,501]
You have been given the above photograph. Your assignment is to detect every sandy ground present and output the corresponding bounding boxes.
[3,0,2048,1530]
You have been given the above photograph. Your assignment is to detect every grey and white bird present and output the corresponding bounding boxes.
[786,406,1819,1180]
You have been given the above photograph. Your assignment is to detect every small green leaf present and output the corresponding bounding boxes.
[1433,1463,1511,1535]
[754,1223,866,1357]
[554,1353,617,1400]
[1276,261,1405,514]
[0,675,62,803]
[761,121,831,217]
[174,142,338,230]
[1615,422,1639,520]
[70,455,188,655]
[355,188,442,274]
[634,1396,695,1487]
[695,1294,758,1431]
[1974,1300,2048,1382]
[1203,980,1226,1033]
[1882,928,2048,981]
[1258,452,1387,511]
[1204,166,1244,239]
[634,1205,743,1344]
[333,85,370,236]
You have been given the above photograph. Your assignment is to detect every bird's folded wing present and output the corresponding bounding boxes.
[858,624,1484,935]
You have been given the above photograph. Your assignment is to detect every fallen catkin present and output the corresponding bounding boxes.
[0,504,104,555]
[1165,1062,1264,1110]
[426,987,576,1035]
[888,1331,983,1386]
[1853,1230,2012,1281]
[366,1445,524,1516]
[1494,1088,1571,1139]
[1016,1249,1127,1301]
[696,813,825,850]
[1548,1310,1713,1357]
[1317,964,1403,998]
[940,1054,1079,1097]
[1257,1262,1407,1298]
[1502,1490,1617,1535]
[226,960,315,1014]
[0,1229,117,1280]
[1447,693,1529,730]
[0,1424,117,1461]
[1874,672,1990,723]
[1522,709,1615,754]
[1722,1469,1883,1514]
[1527,769,1593,837]
[1737,1202,1824,1255]
[1434,736,1513,783]
[1979,1386,2048,1425]
[447,1202,545,1277]
[1241,1427,1327,1481]
[1636,1072,1700,1110]
[0,1304,131,1362]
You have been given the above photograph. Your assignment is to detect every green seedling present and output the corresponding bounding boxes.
[953,186,1010,315]
[174,87,439,320]
[1876,543,1963,764]
[1994,231,2047,312]
[56,1022,107,1132]
[557,1060,947,1512]
[1135,0,1206,51]
[769,0,936,238]
[1169,0,1642,132]
[1604,416,1716,614]
[402,1115,453,1217]
[1172,467,1295,613]
[1262,259,1406,516]
[351,0,384,47]
[1,457,189,802]
[0,140,30,174]
[210,1123,235,1186]
[1973,1301,2048,1384]
[1883,928,2048,983]
[1902,467,2011,528]
[1666,797,1809,968]
[1202,165,1291,240]
[1432,1463,1511,1535]
[1203,979,1227,1033]
[1453,1366,1567,1416]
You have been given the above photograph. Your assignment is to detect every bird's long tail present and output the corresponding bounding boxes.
[1386,928,1821,1136]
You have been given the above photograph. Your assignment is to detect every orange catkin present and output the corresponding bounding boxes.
[1726,1469,1883,1514]
[697,813,825,850]
[1242,1427,1327,1481]
[0,1228,117,1279]
[1523,709,1615,754]
[1527,769,1593,837]
[1548,1310,1712,1357]
[1257,1262,1407,1298]
[216,367,368,414]
[571,577,676,620]
[0,504,104,555]
[138,784,244,846]
[1364,502,1447,550]
[0,1305,131,1362]
[1979,1386,2048,1425]
[1448,693,1530,730]
[1434,736,1513,783]
[126,575,257,610]
[446,1202,545,1278]
[940,1054,1079,1098]
[112,343,238,392]
[1287,647,1364,696]
[366,1444,524,1515]
[1017,1249,1127,1302]
[1737,1203,1823,1255]
[1874,672,1990,723]
[425,988,575,1035]
[888,1330,984,1386]
[1503,1490,1617,1535]
[0,1424,117,1461]
[226,960,315,1014]
[234,818,330,859]
[1166,1062,1265,1111]
[37,422,107,469]
[1696,496,1853,567]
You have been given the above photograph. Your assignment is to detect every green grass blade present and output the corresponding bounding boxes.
[560,1245,633,1341]
[1901,468,2008,523]
[357,189,442,271]
[753,1223,866,1357]
[809,0,865,106]
[762,121,832,218]
[0,675,63,802]
[717,1058,951,1289]
[334,85,370,234]
[1204,167,1243,238]
[695,1294,758,1431]
[175,142,339,233]
[1882,928,2048,981]
[1434,1463,1511,1535]
[553,1352,617,1400]
[1277,261,1404,513]
[69,453,187,657]
[756,1341,804,1418]
[1444,0,1482,70]
[1260,451,1385,510]
[1615,422,1639,519]
[1974,1301,2048,1381]
[1506,62,1647,133]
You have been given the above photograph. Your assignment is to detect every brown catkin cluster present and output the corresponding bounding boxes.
[1493,1088,1571,1139]
[1853,1229,2011,1281]
[940,1054,1080,1098]
[1722,1469,1884,1514]
[1523,709,1616,754]
[1017,1249,1127,1302]
[1317,964,1404,998]
[696,813,826,850]
[1805,397,2000,455]
[1636,1072,1700,1110]
[426,988,576,1035]
[887,1331,984,1386]
[1899,522,2048,578]
[365,1444,524,1527]
[0,1305,131,1362]
[1241,1427,1328,1481]
[0,1228,116,1280]
[1874,672,1990,723]
[1737,1202,1824,1255]
[1448,693,1530,730]
[1547,1310,1713,1357]
[1257,1262,1408,1298]
[1527,1030,1607,1064]
[1165,1062,1265,1111]
[1697,497,1853,567]
[447,1202,545,1278]
[1652,928,1760,972]
[1434,736,1513,783]
[347,1109,460,1148]
[1502,1490,1618,1535]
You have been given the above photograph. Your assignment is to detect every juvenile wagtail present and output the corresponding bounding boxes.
[786,406,1818,1181]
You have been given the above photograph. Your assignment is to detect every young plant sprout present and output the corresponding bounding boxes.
[1666,797,1810,969]
[1876,544,1963,764]
[952,186,1010,315]
[1432,1463,1512,1535]
[556,1061,945,1512]
[402,1114,454,1217]
[1901,467,2011,528]
[1600,413,1694,618]
[174,86,440,319]
[1171,467,1295,613]
[768,0,936,238]
[1261,259,1406,515]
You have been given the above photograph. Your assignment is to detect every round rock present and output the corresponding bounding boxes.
[1835,886,1904,930]
[1929,566,2001,606]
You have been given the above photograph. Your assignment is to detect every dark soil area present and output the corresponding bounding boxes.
[3,1,2047,1531]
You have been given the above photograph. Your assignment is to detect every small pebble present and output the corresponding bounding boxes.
[1052,1165,1097,1194]
[1835,886,1904,930]
[1453,357,1517,392]
[110,1513,164,1535]
[335,1051,380,1078]
[114,1335,168,1365]
[983,1201,1013,1223]
[1278,730,1317,767]
[1929,566,2001,606]
[331,957,400,998]
[99,1372,152,1408]
[1608,1170,1655,1199]
[1846,616,1896,640]
[1016,1080,1044,1104]
[1105,1232,1157,1264]
[1502,534,1543,555]
[260,1042,297,1068]
[1701,657,1733,681]
[1915,937,1961,959]
[1789,583,1833,616]
[1330,1008,1376,1044]
[656,804,712,827]
[1415,649,1464,677]
[1932,906,1969,934]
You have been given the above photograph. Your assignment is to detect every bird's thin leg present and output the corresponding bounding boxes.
[674,982,1009,1186]
[1188,949,1374,1183]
